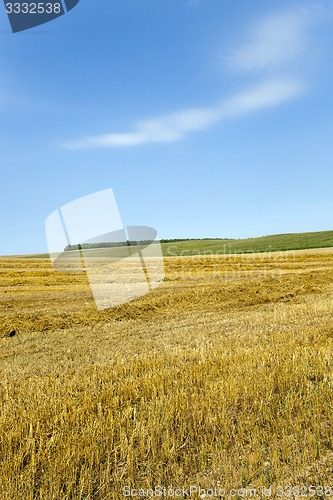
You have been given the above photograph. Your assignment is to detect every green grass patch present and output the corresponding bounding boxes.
[10,229,333,258]
[161,230,333,256]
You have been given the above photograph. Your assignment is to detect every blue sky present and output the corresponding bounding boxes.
[1,0,333,255]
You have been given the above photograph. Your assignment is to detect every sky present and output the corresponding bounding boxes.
[1,0,333,255]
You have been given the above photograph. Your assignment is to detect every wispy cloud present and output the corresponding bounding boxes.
[64,78,303,150]
[228,10,310,74]
[222,78,304,116]
[187,0,201,8]
[62,8,315,150]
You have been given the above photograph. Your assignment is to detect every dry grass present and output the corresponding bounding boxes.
[1,249,333,498]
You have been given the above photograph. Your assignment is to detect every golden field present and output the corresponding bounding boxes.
[1,249,333,498]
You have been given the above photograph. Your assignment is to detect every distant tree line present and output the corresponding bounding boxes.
[159,238,227,242]
[64,240,159,251]
[64,238,226,252]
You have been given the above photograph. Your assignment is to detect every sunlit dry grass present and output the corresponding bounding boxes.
[1,249,333,498]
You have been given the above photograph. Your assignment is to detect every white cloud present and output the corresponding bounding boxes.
[228,10,310,74]
[222,78,304,117]
[187,0,201,7]
[63,8,316,150]
[63,78,304,150]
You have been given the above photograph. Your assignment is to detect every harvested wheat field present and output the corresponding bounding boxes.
[1,248,333,498]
